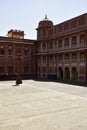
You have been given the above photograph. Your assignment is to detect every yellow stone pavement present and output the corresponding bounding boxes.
[0,80,87,130]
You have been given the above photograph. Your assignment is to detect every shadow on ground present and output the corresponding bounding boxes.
[33,78,87,87]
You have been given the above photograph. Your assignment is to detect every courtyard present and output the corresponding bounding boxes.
[0,80,87,130]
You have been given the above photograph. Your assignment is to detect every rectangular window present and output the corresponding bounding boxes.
[42,56,46,63]
[49,42,53,49]
[42,29,46,36]
[38,57,41,63]
[65,54,69,60]
[64,38,69,46]
[80,34,85,45]
[80,52,85,61]
[58,25,63,32]
[0,45,5,55]
[24,48,28,57]
[71,36,77,46]
[49,29,53,35]
[54,40,57,48]
[64,23,69,30]
[54,27,57,34]
[58,39,62,47]
[42,42,46,50]
[71,20,77,28]
[8,46,13,55]
[72,53,77,60]
[79,17,86,26]
[58,55,62,61]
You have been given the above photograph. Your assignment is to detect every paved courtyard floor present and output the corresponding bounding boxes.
[0,80,87,130]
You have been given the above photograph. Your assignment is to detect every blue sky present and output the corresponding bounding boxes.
[0,0,87,39]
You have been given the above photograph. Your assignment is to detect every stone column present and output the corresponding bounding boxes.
[77,51,80,62]
[77,35,80,45]
[16,53,22,85]
[69,37,71,46]
[62,39,64,47]
[5,45,8,75]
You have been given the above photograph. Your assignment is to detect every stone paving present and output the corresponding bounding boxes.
[0,80,87,130]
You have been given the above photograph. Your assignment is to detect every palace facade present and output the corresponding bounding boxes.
[0,13,87,82]
[36,13,87,82]
[0,30,36,80]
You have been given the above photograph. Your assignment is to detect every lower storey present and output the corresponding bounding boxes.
[37,63,87,82]
[0,73,36,80]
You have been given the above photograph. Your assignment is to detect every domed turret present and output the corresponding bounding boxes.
[38,15,53,28]
[36,15,53,40]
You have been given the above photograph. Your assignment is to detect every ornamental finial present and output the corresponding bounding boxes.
[45,14,47,19]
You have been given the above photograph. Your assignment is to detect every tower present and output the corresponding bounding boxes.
[36,15,53,40]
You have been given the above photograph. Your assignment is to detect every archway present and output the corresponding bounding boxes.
[65,67,70,80]
[58,67,63,79]
[72,67,78,80]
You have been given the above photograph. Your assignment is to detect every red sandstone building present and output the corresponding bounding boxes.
[0,30,35,80]
[0,13,87,82]
[36,13,87,82]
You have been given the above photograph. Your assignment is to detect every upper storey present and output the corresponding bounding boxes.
[49,13,87,39]
[36,13,87,41]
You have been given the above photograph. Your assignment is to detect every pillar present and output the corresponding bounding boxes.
[16,53,22,85]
